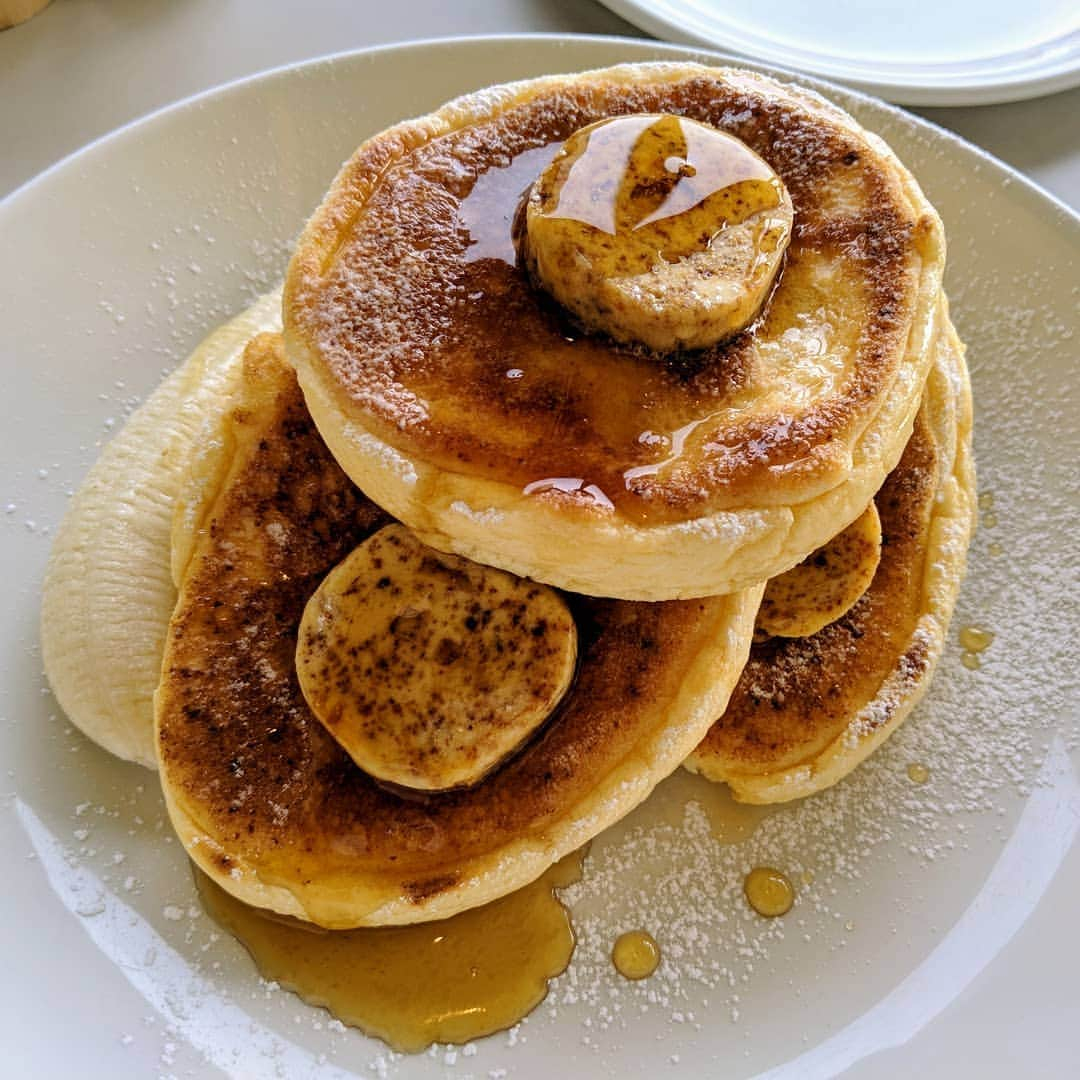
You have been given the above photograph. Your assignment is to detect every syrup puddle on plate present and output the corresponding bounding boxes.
[195,849,583,1053]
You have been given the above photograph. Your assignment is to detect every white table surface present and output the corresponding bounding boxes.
[1,0,1078,212]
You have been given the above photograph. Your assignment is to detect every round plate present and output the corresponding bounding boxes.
[597,0,1080,105]
[1,34,1077,1080]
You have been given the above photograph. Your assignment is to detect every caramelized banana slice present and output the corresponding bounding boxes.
[521,113,792,352]
[756,503,882,639]
[296,525,577,791]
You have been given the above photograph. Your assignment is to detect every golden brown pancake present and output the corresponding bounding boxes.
[685,306,975,801]
[156,333,760,927]
[284,62,946,600]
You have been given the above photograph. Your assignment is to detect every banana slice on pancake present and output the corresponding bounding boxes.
[756,501,882,640]
[296,525,577,791]
[520,113,794,352]
[40,290,282,767]
[156,332,760,927]
[686,302,975,802]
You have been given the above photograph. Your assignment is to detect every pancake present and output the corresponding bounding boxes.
[284,62,946,601]
[156,332,761,928]
[41,290,282,768]
[685,304,975,801]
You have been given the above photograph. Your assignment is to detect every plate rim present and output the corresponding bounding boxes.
[595,0,1080,106]
[2,31,1079,1078]
[2,32,1078,235]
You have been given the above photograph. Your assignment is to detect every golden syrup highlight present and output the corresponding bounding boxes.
[395,112,806,526]
[537,113,785,272]
[648,770,780,845]
[612,930,661,980]
[460,144,559,266]
[195,850,583,1053]
[743,866,795,918]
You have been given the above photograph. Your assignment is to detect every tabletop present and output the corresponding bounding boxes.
[1,0,1078,212]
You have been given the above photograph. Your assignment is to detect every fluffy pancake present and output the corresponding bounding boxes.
[156,332,761,927]
[41,290,282,768]
[284,62,945,600]
[685,304,975,801]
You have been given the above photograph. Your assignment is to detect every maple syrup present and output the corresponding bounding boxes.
[533,113,785,271]
[195,850,583,1053]
[649,770,779,844]
[743,866,795,917]
[461,144,559,266]
[612,930,661,980]
[391,112,805,526]
[906,762,930,785]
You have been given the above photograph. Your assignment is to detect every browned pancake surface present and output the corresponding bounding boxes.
[287,66,934,525]
[693,401,939,774]
[157,334,753,915]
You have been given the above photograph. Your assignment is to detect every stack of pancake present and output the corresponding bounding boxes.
[42,62,974,930]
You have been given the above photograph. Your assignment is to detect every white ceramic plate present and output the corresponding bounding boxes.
[597,0,1080,105]
[1,34,1077,1080]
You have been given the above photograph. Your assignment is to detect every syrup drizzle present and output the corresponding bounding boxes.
[540,113,784,269]
[645,770,782,845]
[461,145,559,266]
[438,116,796,524]
[959,624,994,671]
[906,762,931,785]
[743,866,795,918]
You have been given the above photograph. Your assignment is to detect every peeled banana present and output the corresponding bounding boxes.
[40,289,282,768]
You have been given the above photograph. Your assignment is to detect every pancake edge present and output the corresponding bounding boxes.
[684,303,975,802]
[283,61,946,601]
